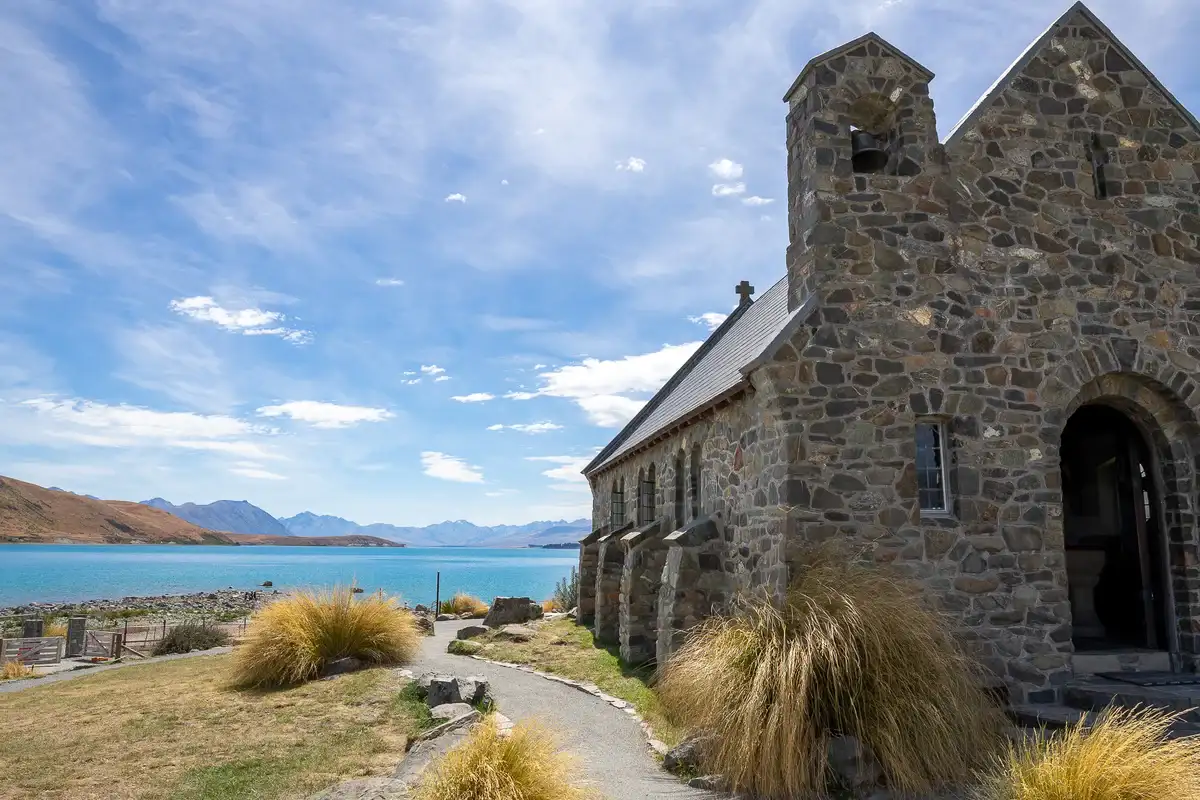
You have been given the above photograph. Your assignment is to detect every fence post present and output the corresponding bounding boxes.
[66,617,87,658]
[22,617,43,638]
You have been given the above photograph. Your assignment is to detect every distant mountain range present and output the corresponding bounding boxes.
[139,499,590,547]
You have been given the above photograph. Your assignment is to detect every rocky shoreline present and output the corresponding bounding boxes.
[0,587,276,621]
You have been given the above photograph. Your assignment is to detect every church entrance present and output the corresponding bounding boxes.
[1061,404,1170,653]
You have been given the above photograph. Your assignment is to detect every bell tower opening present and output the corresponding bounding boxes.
[1062,404,1169,653]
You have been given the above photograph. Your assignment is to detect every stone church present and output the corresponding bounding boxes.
[577,1,1200,705]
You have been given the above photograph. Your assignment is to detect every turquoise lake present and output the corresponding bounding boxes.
[0,545,579,607]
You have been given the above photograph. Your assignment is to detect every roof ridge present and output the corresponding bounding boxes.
[783,31,935,103]
[580,299,754,477]
[944,1,1200,146]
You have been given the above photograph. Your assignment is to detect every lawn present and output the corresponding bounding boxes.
[469,618,684,746]
[0,654,422,800]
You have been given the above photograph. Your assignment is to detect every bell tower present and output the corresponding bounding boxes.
[782,33,942,312]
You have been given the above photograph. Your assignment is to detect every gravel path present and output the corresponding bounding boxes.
[0,646,233,694]
[417,619,721,800]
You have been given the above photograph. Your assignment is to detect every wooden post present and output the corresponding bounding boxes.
[66,617,87,658]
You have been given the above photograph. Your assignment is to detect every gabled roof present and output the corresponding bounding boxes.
[783,31,935,103]
[945,1,1200,146]
[584,276,814,476]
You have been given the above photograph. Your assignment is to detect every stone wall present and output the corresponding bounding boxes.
[780,10,1200,701]
[576,526,607,626]
[656,516,731,667]
[618,521,667,665]
[593,524,631,645]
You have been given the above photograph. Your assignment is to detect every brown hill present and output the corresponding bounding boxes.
[0,476,400,547]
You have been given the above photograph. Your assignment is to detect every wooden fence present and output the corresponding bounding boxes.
[1,636,65,665]
[82,631,123,659]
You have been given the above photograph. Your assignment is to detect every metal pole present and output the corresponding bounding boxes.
[435,572,441,621]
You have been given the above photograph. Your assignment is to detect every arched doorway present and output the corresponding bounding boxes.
[1062,404,1170,652]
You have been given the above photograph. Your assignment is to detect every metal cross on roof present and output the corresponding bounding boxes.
[735,280,755,306]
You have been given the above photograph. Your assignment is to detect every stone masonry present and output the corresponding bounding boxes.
[578,2,1200,705]
[618,521,667,664]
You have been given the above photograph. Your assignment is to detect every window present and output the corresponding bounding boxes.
[673,452,685,528]
[612,478,625,527]
[689,444,702,520]
[609,481,621,529]
[1090,133,1109,199]
[639,464,656,526]
[916,422,950,513]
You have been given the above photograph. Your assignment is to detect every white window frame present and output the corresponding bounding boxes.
[916,420,952,516]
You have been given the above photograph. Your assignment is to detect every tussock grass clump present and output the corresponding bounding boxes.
[153,621,232,656]
[440,593,490,617]
[413,716,598,800]
[1,660,34,681]
[657,546,1006,797]
[231,586,420,688]
[975,706,1200,800]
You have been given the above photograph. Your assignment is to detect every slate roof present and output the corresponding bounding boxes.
[944,2,1200,146]
[584,275,813,476]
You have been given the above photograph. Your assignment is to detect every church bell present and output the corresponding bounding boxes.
[850,130,888,174]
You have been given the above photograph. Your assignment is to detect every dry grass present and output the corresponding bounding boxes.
[43,621,67,638]
[541,599,559,613]
[657,546,1006,797]
[0,654,423,800]
[0,661,33,681]
[974,706,1200,800]
[440,593,490,617]
[412,716,599,800]
[231,586,420,688]
[467,618,683,745]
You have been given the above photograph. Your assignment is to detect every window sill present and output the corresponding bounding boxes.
[919,511,956,522]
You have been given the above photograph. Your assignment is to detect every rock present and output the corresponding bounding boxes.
[429,702,474,720]
[483,596,539,627]
[528,601,544,620]
[323,657,365,677]
[351,587,364,594]
[456,625,489,640]
[688,776,722,790]
[412,613,435,636]
[419,673,489,707]
[435,613,455,622]
[664,734,709,775]
[496,624,536,642]
[261,581,273,587]
[447,639,483,656]
[413,604,429,614]
[566,607,578,616]
[827,735,883,792]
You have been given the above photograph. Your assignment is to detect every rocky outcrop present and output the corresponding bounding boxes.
[482,596,542,628]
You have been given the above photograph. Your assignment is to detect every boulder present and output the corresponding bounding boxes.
[412,613,435,636]
[413,604,430,614]
[496,624,536,642]
[429,703,474,721]
[456,625,489,640]
[447,639,483,656]
[435,613,455,622]
[483,596,539,627]
[323,657,365,677]
[417,673,490,707]
[664,734,709,775]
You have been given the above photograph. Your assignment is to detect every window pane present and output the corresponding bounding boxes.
[916,423,947,512]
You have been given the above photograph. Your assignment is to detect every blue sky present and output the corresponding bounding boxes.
[1,1,1197,527]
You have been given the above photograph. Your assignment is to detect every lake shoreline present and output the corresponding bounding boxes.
[0,587,273,620]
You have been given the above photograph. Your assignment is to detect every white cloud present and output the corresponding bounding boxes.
[421,451,484,484]
[434,375,451,382]
[742,196,774,206]
[169,296,311,344]
[444,193,467,203]
[17,397,272,456]
[485,489,518,497]
[615,156,646,173]
[708,158,744,180]
[508,342,699,427]
[421,365,446,375]
[255,400,392,429]
[404,378,422,385]
[711,182,746,197]
[487,422,564,434]
[375,277,405,286]
[500,179,509,186]
[526,455,592,492]
[229,462,286,480]
[688,312,728,331]
[452,393,495,403]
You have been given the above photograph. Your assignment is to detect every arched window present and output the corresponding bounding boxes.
[1090,133,1110,199]
[689,444,702,520]
[641,464,656,525]
[636,468,646,525]
[673,451,685,528]
[609,480,620,529]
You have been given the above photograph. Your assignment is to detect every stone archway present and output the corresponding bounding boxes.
[1057,372,1200,665]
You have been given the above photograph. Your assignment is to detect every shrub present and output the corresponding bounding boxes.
[412,716,598,800]
[43,619,68,638]
[440,593,490,617]
[552,567,579,612]
[541,599,557,613]
[153,622,232,656]
[230,586,420,688]
[974,705,1200,800]
[657,545,1006,797]
[1,660,33,681]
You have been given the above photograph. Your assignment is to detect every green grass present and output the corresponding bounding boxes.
[466,618,683,746]
[394,682,436,730]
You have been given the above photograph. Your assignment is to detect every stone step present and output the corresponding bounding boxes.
[1062,676,1200,725]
